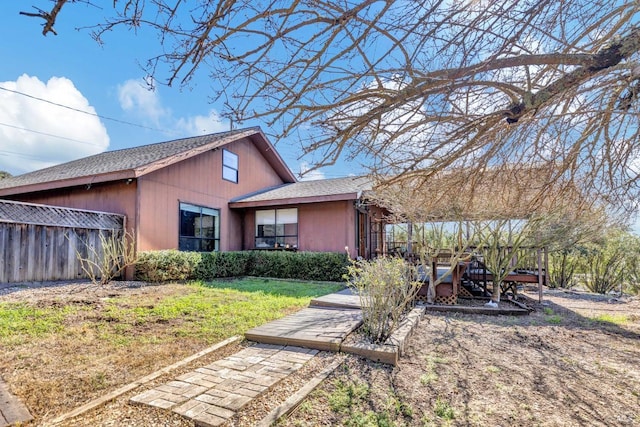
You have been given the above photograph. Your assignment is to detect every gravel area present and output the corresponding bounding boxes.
[0,280,150,299]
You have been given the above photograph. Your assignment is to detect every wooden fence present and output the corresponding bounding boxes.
[0,200,125,283]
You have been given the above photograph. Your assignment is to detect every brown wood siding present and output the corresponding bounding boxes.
[301,201,357,256]
[240,201,357,257]
[137,136,286,251]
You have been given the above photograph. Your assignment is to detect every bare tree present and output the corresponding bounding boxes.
[20,0,70,36]
[472,218,538,305]
[25,1,640,218]
[369,164,604,303]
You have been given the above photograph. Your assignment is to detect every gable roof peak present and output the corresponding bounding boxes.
[0,126,295,194]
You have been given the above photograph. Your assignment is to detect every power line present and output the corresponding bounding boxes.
[0,121,105,147]
[0,85,173,134]
[0,148,57,162]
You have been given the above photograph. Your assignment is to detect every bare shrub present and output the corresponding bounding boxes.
[72,229,137,286]
[346,257,420,344]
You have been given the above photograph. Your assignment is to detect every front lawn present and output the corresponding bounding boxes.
[0,278,343,422]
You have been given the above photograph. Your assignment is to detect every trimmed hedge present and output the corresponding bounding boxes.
[135,250,349,283]
[135,250,202,282]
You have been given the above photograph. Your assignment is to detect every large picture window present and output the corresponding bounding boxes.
[179,202,220,251]
[222,149,238,183]
[255,208,298,249]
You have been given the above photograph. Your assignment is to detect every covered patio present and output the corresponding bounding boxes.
[368,165,590,306]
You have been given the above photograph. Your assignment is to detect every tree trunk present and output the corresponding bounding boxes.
[427,259,437,304]
[559,252,568,287]
[492,279,502,303]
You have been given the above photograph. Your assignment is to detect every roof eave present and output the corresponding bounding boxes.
[0,170,137,197]
[229,192,360,209]
[248,131,297,183]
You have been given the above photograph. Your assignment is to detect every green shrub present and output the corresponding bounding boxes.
[434,397,455,420]
[135,250,348,283]
[135,250,201,282]
[194,251,254,280]
[248,251,348,282]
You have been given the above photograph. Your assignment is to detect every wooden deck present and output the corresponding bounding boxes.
[245,306,362,351]
[309,288,361,309]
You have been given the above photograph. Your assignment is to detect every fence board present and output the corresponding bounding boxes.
[0,226,6,283]
[0,201,125,283]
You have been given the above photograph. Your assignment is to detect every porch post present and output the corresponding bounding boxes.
[537,248,543,303]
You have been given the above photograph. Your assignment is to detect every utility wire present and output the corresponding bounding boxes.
[0,121,104,146]
[0,148,58,161]
[0,85,174,134]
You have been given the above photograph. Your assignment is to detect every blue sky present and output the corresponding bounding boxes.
[0,2,361,179]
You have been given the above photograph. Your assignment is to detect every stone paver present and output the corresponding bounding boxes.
[131,292,372,426]
[130,344,318,426]
[0,379,33,427]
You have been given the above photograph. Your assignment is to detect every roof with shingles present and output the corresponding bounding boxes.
[230,175,373,207]
[0,127,295,194]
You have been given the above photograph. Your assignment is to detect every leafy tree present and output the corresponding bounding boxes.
[24,1,640,221]
[581,228,640,294]
[543,209,611,288]
[623,233,640,295]
[548,248,582,289]
[0,171,11,180]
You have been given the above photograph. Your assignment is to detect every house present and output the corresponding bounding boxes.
[230,175,386,258]
[0,127,387,265]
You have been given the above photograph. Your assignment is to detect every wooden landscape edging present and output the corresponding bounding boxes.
[255,357,344,427]
[0,378,33,427]
[0,200,124,283]
[48,336,242,425]
[425,303,529,316]
[340,305,425,366]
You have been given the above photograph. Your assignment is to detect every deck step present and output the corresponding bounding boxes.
[245,307,362,351]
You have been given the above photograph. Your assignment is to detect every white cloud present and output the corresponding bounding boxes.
[117,78,169,125]
[298,161,326,181]
[117,78,229,137]
[0,74,110,175]
[175,110,229,135]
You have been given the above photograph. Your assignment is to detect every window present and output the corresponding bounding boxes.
[179,202,220,251]
[222,149,238,183]
[255,208,298,248]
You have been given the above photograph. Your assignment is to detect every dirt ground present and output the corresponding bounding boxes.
[1,283,639,426]
[281,289,640,426]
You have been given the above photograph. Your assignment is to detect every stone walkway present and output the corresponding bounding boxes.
[130,344,318,427]
[130,290,363,426]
